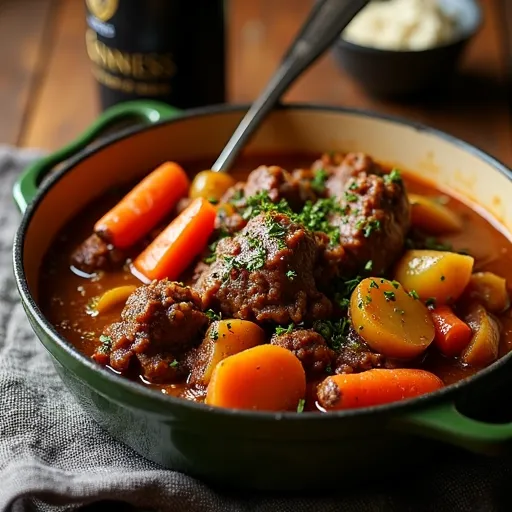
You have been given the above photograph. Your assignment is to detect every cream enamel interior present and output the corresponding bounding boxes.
[23,108,512,302]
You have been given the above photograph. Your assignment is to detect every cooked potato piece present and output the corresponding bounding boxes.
[464,272,510,313]
[394,250,474,304]
[190,171,236,202]
[408,194,462,234]
[461,304,500,367]
[350,278,435,359]
[190,319,266,386]
[95,285,137,314]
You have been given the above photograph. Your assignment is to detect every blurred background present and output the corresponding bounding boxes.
[0,0,511,165]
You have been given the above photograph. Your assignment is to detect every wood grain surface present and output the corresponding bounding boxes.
[1,0,511,166]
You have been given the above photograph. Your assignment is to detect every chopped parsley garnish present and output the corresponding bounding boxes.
[425,297,437,308]
[244,237,267,271]
[363,219,381,238]
[298,198,345,246]
[334,276,362,309]
[311,168,328,194]
[391,280,400,289]
[242,191,293,221]
[344,192,358,203]
[205,309,221,321]
[98,334,112,354]
[286,269,297,280]
[266,217,287,249]
[209,324,219,341]
[383,291,396,302]
[409,290,420,300]
[313,319,349,351]
[384,168,402,185]
[365,260,373,271]
[369,279,379,289]
[297,398,306,413]
[169,359,179,368]
[207,197,219,205]
[349,181,358,191]
[275,323,294,336]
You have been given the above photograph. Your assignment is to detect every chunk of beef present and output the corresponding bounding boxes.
[312,152,383,198]
[70,234,125,273]
[320,169,410,280]
[271,329,336,377]
[195,212,332,324]
[333,327,395,374]
[221,166,318,213]
[93,280,209,384]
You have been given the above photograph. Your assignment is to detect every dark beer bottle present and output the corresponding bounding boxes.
[84,0,226,110]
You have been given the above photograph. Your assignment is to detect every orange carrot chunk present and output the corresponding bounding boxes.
[205,345,306,412]
[133,197,216,281]
[317,369,444,411]
[431,305,472,357]
[94,162,190,249]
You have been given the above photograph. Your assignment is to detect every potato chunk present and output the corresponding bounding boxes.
[350,278,435,359]
[462,304,500,367]
[409,194,462,234]
[190,319,266,386]
[464,272,510,313]
[394,250,474,304]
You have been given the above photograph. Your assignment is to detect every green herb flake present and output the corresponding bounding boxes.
[311,168,328,194]
[358,299,363,309]
[313,319,350,351]
[205,309,221,321]
[325,364,332,374]
[384,168,402,185]
[365,260,373,271]
[286,269,297,280]
[383,291,396,302]
[364,219,381,238]
[207,197,219,205]
[425,297,437,308]
[169,359,179,368]
[344,192,358,203]
[297,398,306,413]
[209,324,219,342]
[365,295,372,306]
[98,334,112,354]
[349,181,358,191]
[369,280,379,289]
[391,280,400,289]
[409,290,420,300]
[275,323,295,336]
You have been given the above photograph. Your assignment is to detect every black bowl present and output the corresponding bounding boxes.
[332,0,483,98]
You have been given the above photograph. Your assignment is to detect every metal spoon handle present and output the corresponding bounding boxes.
[211,0,369,173]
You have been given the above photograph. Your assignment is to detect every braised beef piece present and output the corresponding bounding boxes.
[319,169,410,281]
[333,327,395,374]
[312,152,383,198]
[195,212,332,324]
[271,329,336,377]
[93,280,209,384]
[70,233,125,273]
[221,166,319,213]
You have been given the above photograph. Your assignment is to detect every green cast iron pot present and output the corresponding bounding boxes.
[12,100,512,491]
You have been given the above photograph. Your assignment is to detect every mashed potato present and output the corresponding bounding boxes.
[342,0,459,51]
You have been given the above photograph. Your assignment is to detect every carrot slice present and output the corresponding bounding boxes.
[317,369,444,410]
[431,305,472,357]
[205,345,306,411]
[133,197,216,281]
[94,162,190,249]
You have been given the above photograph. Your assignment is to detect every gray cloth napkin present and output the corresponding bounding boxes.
[1,145,512,512]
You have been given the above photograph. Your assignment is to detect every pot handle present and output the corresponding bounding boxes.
[12,100,182,213]
[393,401,512,455]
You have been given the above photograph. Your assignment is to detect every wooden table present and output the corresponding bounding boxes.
[1,0,511,166]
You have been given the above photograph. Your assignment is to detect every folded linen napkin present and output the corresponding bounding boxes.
[1,145,512,512]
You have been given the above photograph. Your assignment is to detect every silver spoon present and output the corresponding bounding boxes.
[211,0,369,173]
